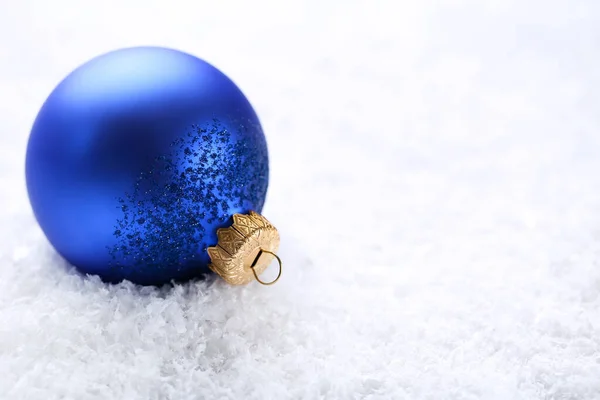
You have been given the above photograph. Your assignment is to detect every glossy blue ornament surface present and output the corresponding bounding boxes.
[26,47,269,285]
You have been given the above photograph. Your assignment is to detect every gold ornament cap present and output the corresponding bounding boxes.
[207,211,281,285]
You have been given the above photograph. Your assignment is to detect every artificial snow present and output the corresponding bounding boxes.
[1,0,600,399]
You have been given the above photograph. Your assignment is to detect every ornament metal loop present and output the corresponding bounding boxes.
[250,249,282,286]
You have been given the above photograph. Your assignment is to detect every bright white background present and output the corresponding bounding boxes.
[1,0,600,399]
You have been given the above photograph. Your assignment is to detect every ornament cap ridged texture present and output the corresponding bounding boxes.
[208,211,280,285]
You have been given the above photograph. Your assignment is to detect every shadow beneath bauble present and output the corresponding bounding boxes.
[46,245,217,298]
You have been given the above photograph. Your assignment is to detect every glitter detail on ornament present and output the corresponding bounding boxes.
[107,119,269,279]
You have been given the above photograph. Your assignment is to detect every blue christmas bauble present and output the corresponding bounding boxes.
[26,47,269,285]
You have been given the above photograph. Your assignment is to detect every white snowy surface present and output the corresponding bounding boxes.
[1,0,600,398]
